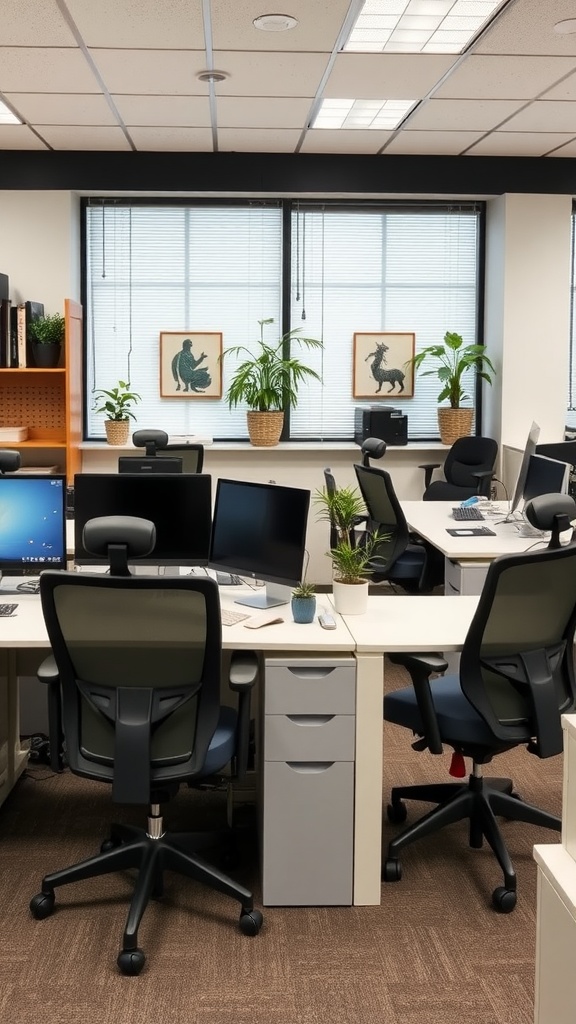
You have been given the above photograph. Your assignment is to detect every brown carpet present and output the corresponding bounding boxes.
[0,657,562,1024]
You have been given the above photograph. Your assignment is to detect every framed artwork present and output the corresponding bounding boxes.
[159,331,222,398]
[353,332,415,399]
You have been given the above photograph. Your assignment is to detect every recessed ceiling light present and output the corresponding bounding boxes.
[312,98,417,131]
[554,19,576,34]
[344,0,509,55]
[253,13,298,32]
[197,70,229,83]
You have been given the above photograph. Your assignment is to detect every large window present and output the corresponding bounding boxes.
[84,199,482,441]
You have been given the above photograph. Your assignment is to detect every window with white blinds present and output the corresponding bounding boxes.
[84,200,481,440]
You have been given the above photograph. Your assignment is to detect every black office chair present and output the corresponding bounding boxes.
[30,517,262,975]
[132,428,204,472]
[420,436,498,500]
[382,493,576,911]
[0,449,21,473]
[353,462,444,593]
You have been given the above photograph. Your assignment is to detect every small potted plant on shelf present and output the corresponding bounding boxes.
[314,484,386,615]
[221,318,323,447]
[92,379,141,446]
[291,579,317,624]
[407,331,496,445]
[28,312,65,368]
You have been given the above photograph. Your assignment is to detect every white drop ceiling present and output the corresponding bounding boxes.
[2,0,576,158]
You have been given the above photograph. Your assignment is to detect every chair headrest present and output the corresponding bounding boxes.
[132,429,169,453]
[525,493,576,531]
[83,516,156,559]
[361,437,387,461]
[0,449,21,473]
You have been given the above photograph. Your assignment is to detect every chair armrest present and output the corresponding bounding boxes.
[228,651,259,780]
[419,462,441,491]
[37,655,65,772]
[471,469,494,496]
[388,653,448,755]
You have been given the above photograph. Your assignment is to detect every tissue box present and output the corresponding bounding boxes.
[0,426,28,441]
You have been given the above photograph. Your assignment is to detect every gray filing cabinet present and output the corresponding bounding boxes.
[444,557,490,596]
[261,656,356,906]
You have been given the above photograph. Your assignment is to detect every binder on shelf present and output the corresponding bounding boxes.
[16,300,44,367]
[9,306,18,367]
[0,273,9,301]
[0,298,10,367]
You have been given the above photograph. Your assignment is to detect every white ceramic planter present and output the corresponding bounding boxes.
[332,579,369,615]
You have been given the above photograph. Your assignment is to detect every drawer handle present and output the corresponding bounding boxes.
[286,762,334,773]
[286,715,334,726]
[285,667,337,679]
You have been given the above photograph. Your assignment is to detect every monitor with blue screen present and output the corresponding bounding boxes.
[0,475,66,575]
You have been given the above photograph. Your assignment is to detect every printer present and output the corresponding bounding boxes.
[354,406,408,446]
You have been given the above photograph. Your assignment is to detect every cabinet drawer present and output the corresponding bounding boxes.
[264,713,354,761]
[444,558,489,597]
[265,659,355,714]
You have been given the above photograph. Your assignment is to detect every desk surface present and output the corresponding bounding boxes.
[330,594,478,652]
[401,500,546,560]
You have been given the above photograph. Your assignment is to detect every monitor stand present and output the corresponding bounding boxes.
[234,582,291,610]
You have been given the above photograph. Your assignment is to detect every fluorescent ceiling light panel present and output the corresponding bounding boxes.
[0,100,21,124]
[313,98,416,129]
[344,0,508,54]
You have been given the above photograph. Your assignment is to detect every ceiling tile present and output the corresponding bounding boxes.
[547,138,576,157]
[211,0,351,51]
[66,0,205,48]
[0,48,99,93]
[434,55,576,100]
[543,71,576,101]
[325,54,456,99]
[216,97,312,129]
[113,95,211,128]
[4,93,117,126]
[36,125,131,150]
[503,100,576,132]
[211,52,331,97]
[475,0,576,57]
[128,126,214,151]
[383,130,486,155]
[465,132,576,156]
[89,49,207,95]
[217,128,302,152]
[0,124,49,149]
[407,98,525,131]
[1,0,76,45]
[300,129,392,154]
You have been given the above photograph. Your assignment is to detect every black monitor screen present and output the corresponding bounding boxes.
[0,475,66,572]
[510,421,541,513]
[74,473,212,566]
[209,478,310,608]
[522,454,570,504]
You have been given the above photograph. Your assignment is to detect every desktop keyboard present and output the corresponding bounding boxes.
[452,506,485,521]
[221,608,251,626]
[0,603,18,616]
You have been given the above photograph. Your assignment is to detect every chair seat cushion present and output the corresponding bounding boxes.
[384,674,496,747]
[202,705,238,775]
[424,481,476,501]
[388,543,426,579]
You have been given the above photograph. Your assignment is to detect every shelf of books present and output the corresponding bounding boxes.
[0,298,82,483]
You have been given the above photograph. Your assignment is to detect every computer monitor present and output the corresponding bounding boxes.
[209,478,311,609]
[74,473,212,566]
[522,454,570,504]
[510,421,541,513]
[0,475,66,578]
[118,456,183,474]
[164,444,204,473]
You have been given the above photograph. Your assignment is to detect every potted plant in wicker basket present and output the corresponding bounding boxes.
[314,484,386,615]
[408,331,496,445]
[93,380,141,446]
[222,318,322,447]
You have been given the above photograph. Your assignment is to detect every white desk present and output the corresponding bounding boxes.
[0,584,478,907]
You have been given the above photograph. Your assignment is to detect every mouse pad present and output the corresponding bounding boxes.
[446,527,496,537]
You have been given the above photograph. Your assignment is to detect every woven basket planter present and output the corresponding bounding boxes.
[437,408,474,446]
[247,411,284,447]
[105,419,130,446]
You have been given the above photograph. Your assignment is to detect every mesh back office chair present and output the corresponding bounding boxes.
[383,494,576,911]
[30,517,262,975]
[420,436,498,500]
[131,428,204,472]
[322,438,386,548]
[353,462,444,593]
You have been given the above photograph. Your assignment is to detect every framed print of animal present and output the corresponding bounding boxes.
[160,332,222,398]
[353,332,415,399]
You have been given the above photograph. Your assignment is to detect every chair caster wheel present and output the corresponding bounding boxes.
[30,891,55,919]
[117,948,146,975]
[492,886,517,913]
[239,908,263,936]
[387,801,407,824]
[383,859,402,882]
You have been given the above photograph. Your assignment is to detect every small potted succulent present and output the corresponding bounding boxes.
[291,579,317,624]
[28,312,65,368]
[92,379,141,446]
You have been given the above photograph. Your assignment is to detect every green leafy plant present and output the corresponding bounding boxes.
[222,318,323,411]
[407,331,496,408]
[314,485,387,584]
[28,313,65,345]
[92,380,141,421]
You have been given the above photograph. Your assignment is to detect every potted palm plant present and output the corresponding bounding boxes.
[221,318,323,446]
[314,484,386,614]
[92,379,141,445]
[28,312,65,368]
[407,331,496,445]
